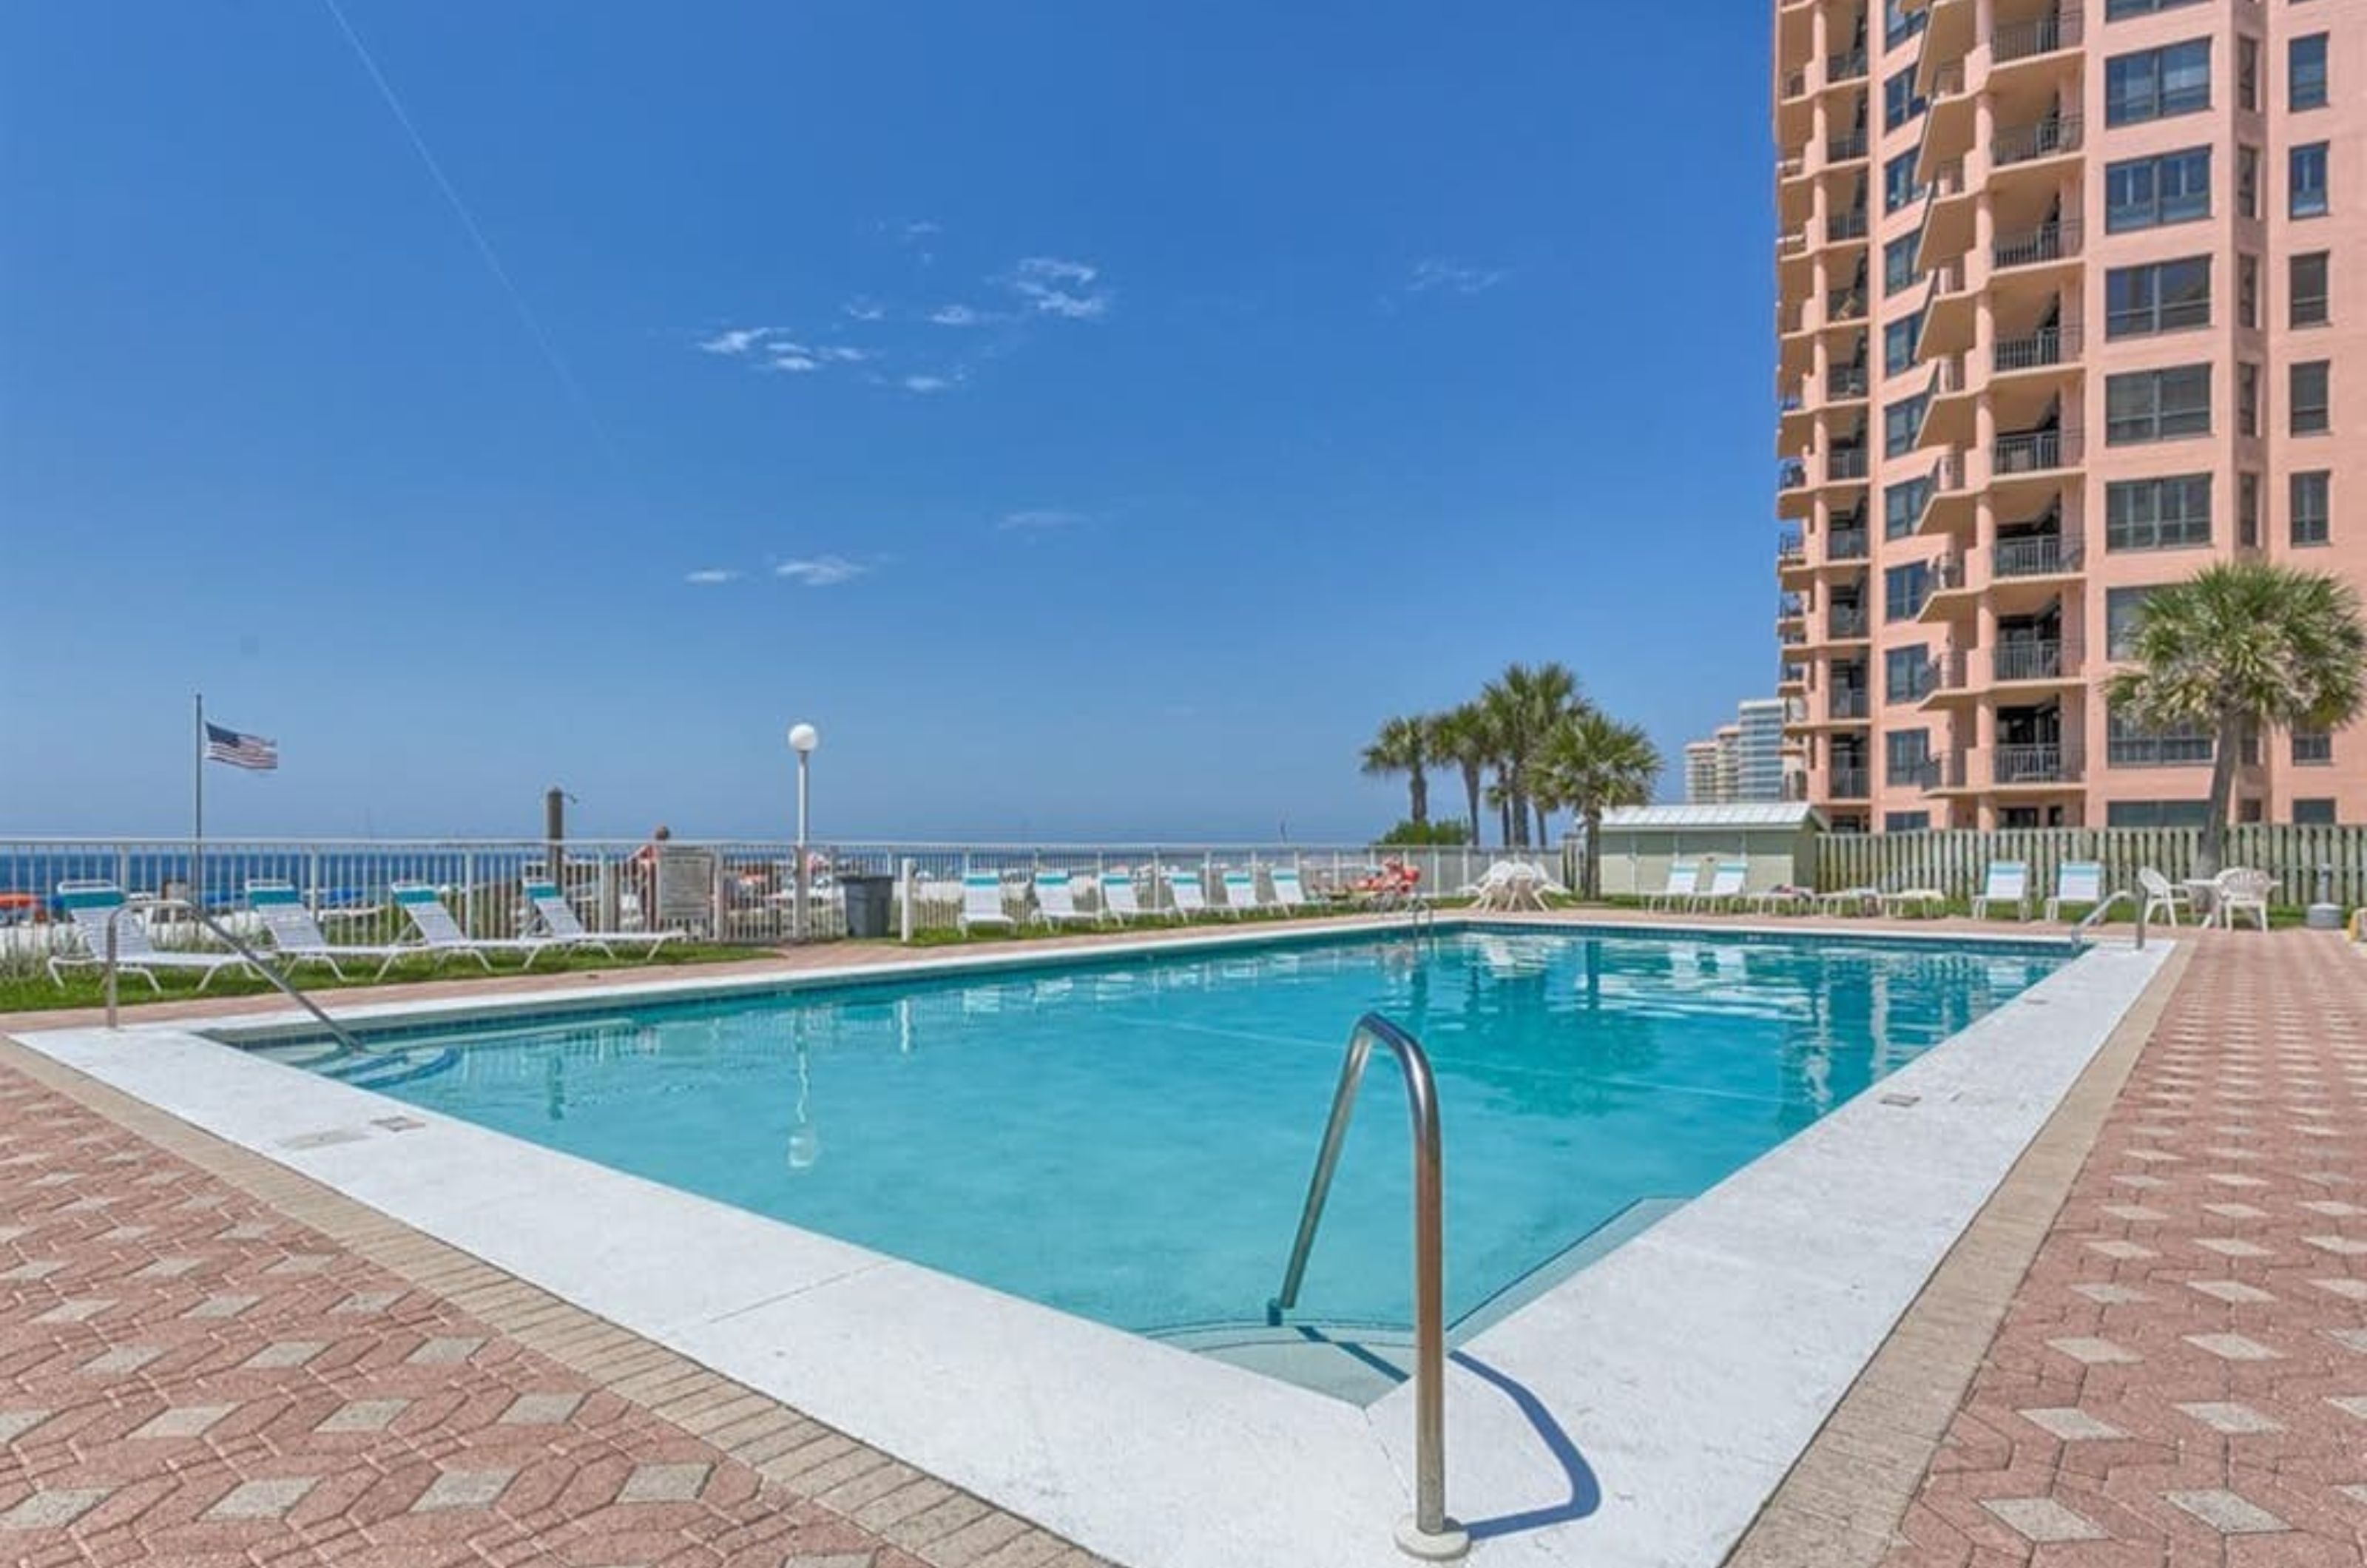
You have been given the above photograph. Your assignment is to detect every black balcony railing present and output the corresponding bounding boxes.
[1994,428,2080,475]
[1993,220,2081,270]
[1993,533,2081,578]
[1826,365,1869,399]
[1993,324,2079,373]
[1991,10,2080,65]
[1830,689,1870,720]
[1888,757,1943,790]
[1780,459,1809,490]
[1993,743,2081,786]
[1829,526,1871,561]
[1826,286,1868,322]
[1829,208,1870,242]
[1991,114,2083,168]
[1826,129,1869,163]
[1828,606,1869,639]
[1777,592,1806,620]
[1828,447,1868,481]
[1779,660,1809,686]
[1993,639,2076,682]
[1826,48,1868,83]
[1829,767,1872,800]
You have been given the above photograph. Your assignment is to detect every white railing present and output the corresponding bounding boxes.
[0,837,1550,973]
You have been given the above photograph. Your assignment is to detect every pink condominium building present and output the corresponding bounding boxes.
[1773,0,2360,832]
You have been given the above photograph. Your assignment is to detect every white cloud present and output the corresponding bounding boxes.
[999,508,1087,532]
[902,220,942,240]
[815,345,868,363]
[775,555,868,587]
[698,327,771,356]
[1007,256,1113,321]
[928,304,996,327]
[841,297,887,322]
[1406,258,1509,297]
[902,374,957,393]
[684,567,741,584]
[767,352,820,373]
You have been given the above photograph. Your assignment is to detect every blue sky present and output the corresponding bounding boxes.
[1,1,1776,842]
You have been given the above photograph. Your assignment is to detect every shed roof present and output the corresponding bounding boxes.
[1598,802,1825,831]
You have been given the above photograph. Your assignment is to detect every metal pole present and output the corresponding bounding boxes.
[794,752,811,943]
[899,856,916,943]
[104,908,120,1029]
[545,787,566,883]
[1270,1013,1465,1560]
[192,692,204,916]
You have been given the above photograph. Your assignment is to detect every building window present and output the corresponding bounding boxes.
[2104,257,2210,338]
[2105,475,2212,551]
[1883,311,1922,376]
[2104,147,2210,232]
[1883,0,1925,48]
[2106,586,2159,658]
[2238,36,2259,112]
[2294,798,2337,826]
[1885,729,1933,787]
[1884,478,1930,539]
[1883,811,1931,833]
[1883,150,1922,214]
[2292,252,2329,327]
[1885,646,1932,702]
[1883,235,1922,294]
[1883,67,1925,130]
[2290,33,2328,111]
[2292,142,2329,217]
[1885,392,1927,456]
[2107,800,2211,828]
[2104,0,2205,15]
[2292,471,2331,546]
[2240,472,2260,547]
[1883,561,1930,622]
[2239,362,2260,436]
[2238,145,2260,218]
[2238,254,2259,328]
[2108,709,2215,768]
[2293,731,2334,766]
[2106,365,2212,445]
[2292,362,2330,434]
[2104,40,2212,126]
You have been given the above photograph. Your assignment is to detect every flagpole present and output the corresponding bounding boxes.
[193,692,204,910]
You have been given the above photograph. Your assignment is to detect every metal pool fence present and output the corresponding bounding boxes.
[0,837,1543,976]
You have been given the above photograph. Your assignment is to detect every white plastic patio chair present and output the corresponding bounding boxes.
[1646,861,1705,911]
[959,873,1016,932]
[2044,861,2105,922]
[1164,868,1212,918]
[50,882,259,991]
[1030,872,1098,927]
[1689,859,1749,913]
[1969,861,2030,922]
[521,877,683,958]
[2137,867,2192,927]
[247,880,412,980]
[2213,868,2275,931]
[387,882,559,977]
[1218,870,1258,917]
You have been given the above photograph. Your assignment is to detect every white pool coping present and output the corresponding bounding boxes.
[7,918,2170,1568]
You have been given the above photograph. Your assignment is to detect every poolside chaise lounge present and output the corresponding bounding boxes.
[1646,862,1704,912]
[1817,885,1883,915]
[1164,868,1212,918]
[1098,871,1149,923]
[246,880,414,979]
[959,873,1016,932]
[1269,866,1311,913]
[1030,872,1099,927]
[388,882,560,976]
[1218,869,1261,917]
[1969,861,2030,922]
[1688,859,1749,913]
[2044,860,2106,922]
[50,881,260,991]
[522,877,683,958]
[1879,885,1947,918]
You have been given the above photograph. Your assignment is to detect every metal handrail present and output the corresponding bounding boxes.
[104,899,365,1054]
[1270,1014,1465,1560]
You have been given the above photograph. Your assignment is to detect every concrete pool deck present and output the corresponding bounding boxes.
[1,913,2196,1566]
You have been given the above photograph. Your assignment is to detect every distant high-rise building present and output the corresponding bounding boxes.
[1774,0,2362,832]
[1684,740,1723,803]
[1684,699,1800,803]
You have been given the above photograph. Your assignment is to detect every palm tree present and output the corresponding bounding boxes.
[1479,662,1582,847]
[1431,703,1496,847]
[1360,714,1436,826]
[1534,709,1662,899]
[2107,561,2367,876]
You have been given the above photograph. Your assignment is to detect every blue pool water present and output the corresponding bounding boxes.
[249,928,2070,1341]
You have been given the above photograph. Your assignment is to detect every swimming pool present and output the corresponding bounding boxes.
[247,926,2069,1368]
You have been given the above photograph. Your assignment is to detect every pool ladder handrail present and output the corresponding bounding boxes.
[1269,1013,1467,1561]
[104,898,365,1054]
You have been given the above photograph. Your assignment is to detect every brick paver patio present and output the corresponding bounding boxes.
[0,1048,1101,1568]
[1884,933,2367,1566]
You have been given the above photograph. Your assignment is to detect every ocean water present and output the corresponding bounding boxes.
[248,927,2070,1337]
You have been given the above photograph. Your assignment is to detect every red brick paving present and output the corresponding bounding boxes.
[1886,933,2367,1567]
[0,1058,1066,1567]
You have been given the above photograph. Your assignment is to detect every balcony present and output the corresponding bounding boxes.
[1826,129,1869,163]
[1825,48,1868,84]
[1829,688,1870,720]
[1991,10,2081,65]
[1993,324,2078,374]
[1777,592,1806,622]
[1782,68,1809,100]
[1890,756,1944,791]
[1777,530,1806,567]
[1993,220,2081,272]
[1991,114,2083,169]
[1828,447,1868,482]
[1829,767,1872,801]
[1828,208,1869,243]
[1993,533,2080,578]
[1826,364,1869,400]
[1825,286,1868,325]
[1924,649,1972,696]
[1993,743,2081,787]
[1827,606,1869,641]
[1992,639,2076,683]
[2107,731,2214,769]
[1829,524,1871,562]
[1993,427,2079,476]
[1778,660,1809,690]
[1780,459,1809,491]
[1778,228,1808,258]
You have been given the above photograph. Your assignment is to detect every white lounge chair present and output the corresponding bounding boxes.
[50,882,259,991]
[247,880,413,980]
[2213,868,2275,930]
[1218,870,1259,917]
[1098,871,1150,923]
[2044,861,2106,922]
[2137,867,2192,927]
[1747,884,1816,915]
[1969,861,2030,922]
[522,877,683,958]
[1689,859,1749,913]
[387,882,559,976]
[1030,872,1098,927]
[1269,867,1312,913]
[1646,862,1704,911]
[1880,886,1947,917]
[1818,885,1883,915]
[959,873,1016,932]
[1164,868,1212,918]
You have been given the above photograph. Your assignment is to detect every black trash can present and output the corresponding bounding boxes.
[841,873,897,939]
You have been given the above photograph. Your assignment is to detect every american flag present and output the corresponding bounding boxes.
[204,722,279,771]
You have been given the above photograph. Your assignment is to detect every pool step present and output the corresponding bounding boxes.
[1153,1322,1417,1405]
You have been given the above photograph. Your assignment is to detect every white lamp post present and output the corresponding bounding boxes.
[789,723,819,940]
